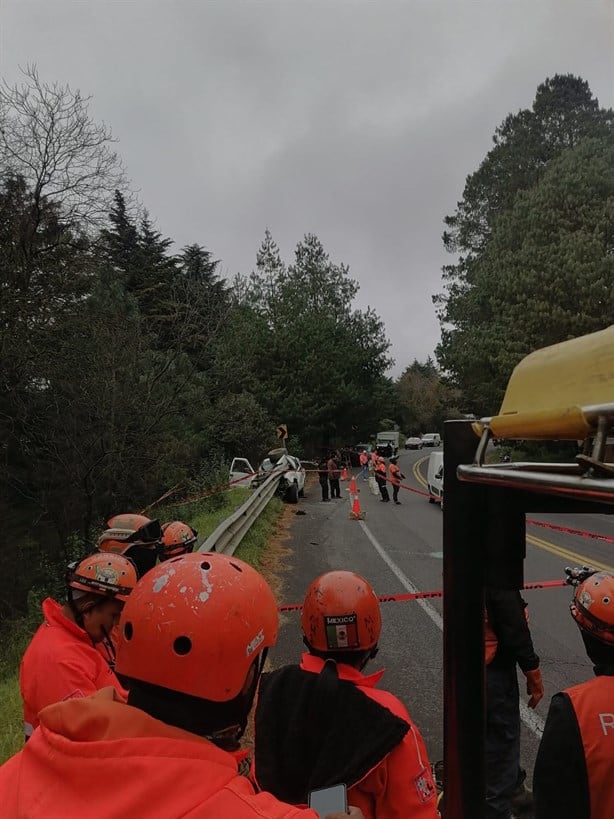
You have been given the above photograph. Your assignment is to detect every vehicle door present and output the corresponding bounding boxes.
[229,457,256,488]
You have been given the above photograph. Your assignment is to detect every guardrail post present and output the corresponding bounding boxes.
[443,420,487,819]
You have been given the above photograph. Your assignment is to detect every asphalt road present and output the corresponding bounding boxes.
[267,448,614,783]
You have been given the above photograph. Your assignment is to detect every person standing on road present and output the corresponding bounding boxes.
[252,570,439,819]
[388,457,405,505]
[359,450,369,481]
[368,456,379,496]
[484,582,543,819]
[2,554,364,819]
[375,456,390,502]
[328,453,341,499]
[318,456,330,502]
[533,570,614,819]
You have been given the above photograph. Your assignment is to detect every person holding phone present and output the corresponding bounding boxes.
[0,553,365,819]
[252,570,439,818]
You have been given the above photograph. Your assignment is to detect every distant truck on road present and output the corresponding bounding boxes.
[376,431,402,457]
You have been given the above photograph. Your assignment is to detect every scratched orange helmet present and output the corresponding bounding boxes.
[301,570,382,653]
[116,552,279,701]
[66,553,138,603]
[159,521,198,560]
[97,514,162,555]
[571,571,614,645]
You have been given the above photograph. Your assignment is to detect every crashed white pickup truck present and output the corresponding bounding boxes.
[229,448,306,503]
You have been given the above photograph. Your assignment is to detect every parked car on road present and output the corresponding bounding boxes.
[421,433,441,447]
[427,450,444,507]
[405,436,423,450]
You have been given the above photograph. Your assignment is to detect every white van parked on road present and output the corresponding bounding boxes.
[421,433,441,447]
[427,451,444,508]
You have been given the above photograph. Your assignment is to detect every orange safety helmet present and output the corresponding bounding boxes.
[571,571,614,645]
[159,521,198,559]
[66,553,138,602]
[301,570,382,653]
[97,513,162,555]
[116,552,279,701]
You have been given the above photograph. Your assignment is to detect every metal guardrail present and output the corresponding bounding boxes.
[197,469,283,556]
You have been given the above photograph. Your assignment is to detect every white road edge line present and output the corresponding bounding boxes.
[358,518,545,738]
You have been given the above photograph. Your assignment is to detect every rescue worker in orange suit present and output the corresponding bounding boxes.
[534,570,614,819]
[359,449,369,480]
[0,553,365,819]
[97,512,162,577]
[159,520,198,560]
[375,456,390,502]
[19,552,137,741]
[252,570,439,819]
[484,583,543,819]
[388,457,405,505]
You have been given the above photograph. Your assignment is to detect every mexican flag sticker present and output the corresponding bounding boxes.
[324,613,359,649]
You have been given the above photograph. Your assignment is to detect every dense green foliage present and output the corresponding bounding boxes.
[397,358,463,435]
[435,75,614,414]
[0,71,392,619]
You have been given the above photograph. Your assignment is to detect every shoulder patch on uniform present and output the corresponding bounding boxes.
[414,767,436,803]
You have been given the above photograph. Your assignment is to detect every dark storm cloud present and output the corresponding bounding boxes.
[1,0,612,373]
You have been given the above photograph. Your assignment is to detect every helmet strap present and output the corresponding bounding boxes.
[66,587,85,630]
[100,625,117,670]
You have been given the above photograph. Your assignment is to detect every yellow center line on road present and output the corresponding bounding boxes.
[413,457,428,489]
[411,456,613,572]
[526,533,614,573]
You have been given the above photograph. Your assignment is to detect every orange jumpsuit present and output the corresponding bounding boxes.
[19,597,126,737]
[534,675,614,819]
[0,688,318,819]
[254,653,439,819]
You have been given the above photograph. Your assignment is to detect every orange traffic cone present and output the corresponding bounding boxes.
[341,467,348,481]
[349,476,357,495]
[349,495,364,520]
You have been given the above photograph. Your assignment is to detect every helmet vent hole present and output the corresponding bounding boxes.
[604,597,611,605]
[200,561,211,571]
[229,561,243,572]
[124,621,133,640]
[174,636,192,655]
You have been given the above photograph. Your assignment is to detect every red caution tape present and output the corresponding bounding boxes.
[277,579,567,612]
[527,519,614,544]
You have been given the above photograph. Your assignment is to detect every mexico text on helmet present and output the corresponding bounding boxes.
[301,570,382,653]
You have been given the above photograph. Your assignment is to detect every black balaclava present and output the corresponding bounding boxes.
[128,654,266,751]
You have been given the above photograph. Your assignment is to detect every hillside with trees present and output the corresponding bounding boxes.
[435,74,614,414]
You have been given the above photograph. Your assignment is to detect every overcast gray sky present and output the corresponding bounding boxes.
[1,1,613,375]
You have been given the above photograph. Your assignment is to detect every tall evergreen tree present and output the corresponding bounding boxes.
[439,134,614,412]
[436,75,614,412]
[243,232,392,449]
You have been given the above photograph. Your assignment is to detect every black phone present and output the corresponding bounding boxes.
[308,783,348,817]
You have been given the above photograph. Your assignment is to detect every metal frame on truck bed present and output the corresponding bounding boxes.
[443,325,614,818]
